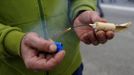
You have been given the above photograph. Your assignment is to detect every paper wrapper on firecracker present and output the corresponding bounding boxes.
[89,22,132,32]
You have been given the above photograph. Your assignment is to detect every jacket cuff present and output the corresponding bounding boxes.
[4,30,25,56]
[70,1,96,21]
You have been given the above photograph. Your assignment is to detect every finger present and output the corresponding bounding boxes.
[49,39,54,43]
[24,52,58,71]
[96,30,107,44]
[52,50,65,64]
[42,50,65,70]
[26,56,47,70]
[24,33,56,52]
[106,31,115,40]
[80,31,98,45]
[98,18,107,23]
[91,13,107,23]
[21,43,38,60]
[80,33,91,44]
[21,43,51,71]
[87,31,99,45]
[45,58,57,70]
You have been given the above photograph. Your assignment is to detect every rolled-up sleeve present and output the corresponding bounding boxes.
[0,23,25,58]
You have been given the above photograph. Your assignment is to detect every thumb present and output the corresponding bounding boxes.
[99,18,107,23]
[91,15,107,23]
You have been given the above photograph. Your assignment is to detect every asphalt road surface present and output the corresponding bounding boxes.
[81,4,134,75]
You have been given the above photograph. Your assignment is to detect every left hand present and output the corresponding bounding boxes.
[73,11,114,45]
[21,32,65,71]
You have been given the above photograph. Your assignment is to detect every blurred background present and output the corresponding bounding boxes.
[81,0,134,75]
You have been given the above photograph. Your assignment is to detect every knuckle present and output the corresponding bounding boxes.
[41,42,50,51]
[23,37,29,43]
[89,30,94,34]
[80,33,88,40]
[23,34,32,44]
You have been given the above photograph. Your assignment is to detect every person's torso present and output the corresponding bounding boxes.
[0,0,81,75]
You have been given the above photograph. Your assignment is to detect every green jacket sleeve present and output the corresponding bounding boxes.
[0,23,25,58]
[70,0,97,21]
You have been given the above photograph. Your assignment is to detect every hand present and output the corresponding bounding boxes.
[73,11,114,45]
[21,32,65,71]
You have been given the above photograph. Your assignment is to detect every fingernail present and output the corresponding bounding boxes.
[49,44,57,52]
[49,39,54,42]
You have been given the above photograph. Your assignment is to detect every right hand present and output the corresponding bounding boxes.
[21,32,65,71]
[73,11,114,45]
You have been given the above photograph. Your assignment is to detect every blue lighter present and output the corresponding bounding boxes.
[54,42,63,52]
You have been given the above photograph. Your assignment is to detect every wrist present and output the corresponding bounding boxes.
[73,10,86,23]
